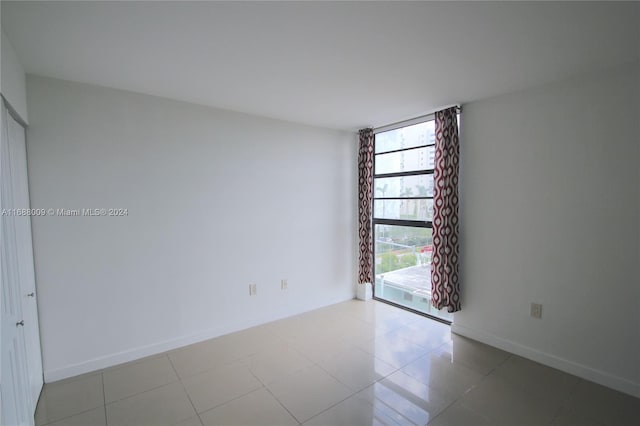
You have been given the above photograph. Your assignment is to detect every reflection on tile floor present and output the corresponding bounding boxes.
[36,299,640,426]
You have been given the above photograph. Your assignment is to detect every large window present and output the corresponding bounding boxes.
[373,120,452,322]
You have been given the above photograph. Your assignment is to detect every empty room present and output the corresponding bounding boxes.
[1,1,639,426]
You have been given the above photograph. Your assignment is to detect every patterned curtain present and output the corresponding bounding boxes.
[431,108,461,312]
[358,129,374,285]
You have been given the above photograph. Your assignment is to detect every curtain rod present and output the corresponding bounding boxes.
[371,105,461,134]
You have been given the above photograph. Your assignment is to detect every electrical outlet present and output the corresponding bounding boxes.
[281,279,288,290]
[530,303,542,319]
[249,283,257,296]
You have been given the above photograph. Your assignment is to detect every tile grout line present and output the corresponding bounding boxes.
[261,382,303,425]
[297,387,360,425]
[194,385,268,420]
[439,348,513,421]
[302,307,444,424]
[305,361,367,422]
[486,352,513,375]
[101,370,183,406]
[246,348,354,426]
[60,355,188,415]
[547,378,584,425]
[423,354,499,426]
[168,350,299,424]
[246,336,330,424]
[102,371,108,426]
[39,406,105,426]
[246,356,318,424]
[166,353,204,426]
[300,339,424,424]
[166,350,252,383]
[37,374,108,426]
[418,365,481,425]
[450,352,569,426]
[46,301,507,426]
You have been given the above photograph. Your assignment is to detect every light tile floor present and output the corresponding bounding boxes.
[35,300,640,426]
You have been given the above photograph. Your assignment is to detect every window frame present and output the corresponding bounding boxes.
[372,127,435,229]
[371,117,450,324]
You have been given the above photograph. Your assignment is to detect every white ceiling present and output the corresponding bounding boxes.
[2,1,639,130]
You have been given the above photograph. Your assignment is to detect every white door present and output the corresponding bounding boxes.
[7,110,43,410]
[1,103,33,426]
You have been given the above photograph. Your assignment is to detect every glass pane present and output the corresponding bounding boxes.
[375,146,435,175]
[374,224,452,321]
[375,120,436,154]
[374,199,433,221]
[374,174,434,198]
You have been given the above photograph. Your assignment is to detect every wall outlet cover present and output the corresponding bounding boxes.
[530,303,542,319]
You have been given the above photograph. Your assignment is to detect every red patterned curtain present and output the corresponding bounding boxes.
[431,108,461,312]
[358,129,374,285]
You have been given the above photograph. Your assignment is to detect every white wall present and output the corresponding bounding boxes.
[454,62,640,397]
[25,76,357,382]
[1,30,28,123]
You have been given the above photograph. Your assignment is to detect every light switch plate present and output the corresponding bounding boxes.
[530,303,542,319]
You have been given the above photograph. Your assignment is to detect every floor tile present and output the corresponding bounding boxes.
[317,346,397,391]
[458,374,560,425]
[356,371,453,426]
[168,339,242,379]
[103,355,178,403]
[268,314,341,342]
[100,353,166,373]
[492,355,579,403]
[355,305,410,328]
[242,342,313,384]
[173,416,204,426]
[561,379,640,426]
[319,318,376,343]
[550,407,606,426]
[106,382,196,426]
[427,401,493,426]
[35,373,104,425]
[400,350,484,400]
[304,392,404,426]
[367,315,415,335]
[45,407,106,426]
[393,319,451,351]
[290,333,358,365]
[266,365,351,423]
[199,388,297,426]
[263,317,305,341]
[215,325,286,358]
[436,334,510,375]
[33,299,639,426]
[181,361,262,413]
[357,332,430,368]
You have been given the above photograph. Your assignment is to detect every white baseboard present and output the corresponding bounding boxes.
[44,295,355,383]
[451,323,640,398]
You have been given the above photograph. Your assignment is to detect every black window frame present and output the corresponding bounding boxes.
[372,119,451,324]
